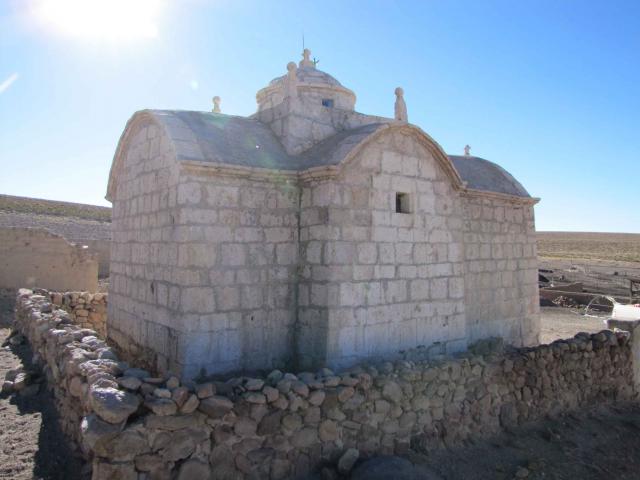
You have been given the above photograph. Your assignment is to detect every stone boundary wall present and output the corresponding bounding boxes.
[50,291,108,338]
[14,289,637,480]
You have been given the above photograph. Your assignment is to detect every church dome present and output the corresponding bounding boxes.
[256,49,356,112]
[268,66,344,88]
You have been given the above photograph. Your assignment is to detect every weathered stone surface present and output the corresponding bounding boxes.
[245,378,264,391]
[145,414,200,431]
[160,429,197,462]
[154,388,172,399]
[308,390,325,406]
[13,372,28,391]
[382,381,403,404]
[234,417,257,437]
[337,386,355,403]
[166,376,180,390]
[291,427,318,448]
[196,382,215,399]
[282,413,302,431]
[144,377,164,385]
[263,385,279,403]
[91,459,137,480]
[89,387,140,424]
[145,398,178,416]
[172,386,190,407]
[291,381,309,397]
[69,376,85,397]
[134,454,165,472]
[337,448,359,474]
[244,392,266,404]
[258,411,283,436]
[199,395,233,418]
[80,414,123,451]
[94,430,149,461]
[123,368,150,379]
[180,394,200,414]
[177,459,211,480]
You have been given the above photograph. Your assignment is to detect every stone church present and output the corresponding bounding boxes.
[106,49,540,379]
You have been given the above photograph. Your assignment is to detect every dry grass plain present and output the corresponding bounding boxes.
[0,194,110,222]
[537,231,640,264]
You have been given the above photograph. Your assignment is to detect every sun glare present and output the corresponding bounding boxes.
[34,0,164,42]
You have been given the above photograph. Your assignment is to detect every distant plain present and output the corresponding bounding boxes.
[537,231,640,264]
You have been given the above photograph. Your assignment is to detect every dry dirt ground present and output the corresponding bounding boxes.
[540,306,608,344]
[0,292,83,480]
[407,402,640,480]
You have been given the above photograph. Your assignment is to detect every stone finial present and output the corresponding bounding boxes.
[285,62,298,99]
[299,48,315,68]
[212,96,221,113]
[464,145,471,156]
[394,87,408,123]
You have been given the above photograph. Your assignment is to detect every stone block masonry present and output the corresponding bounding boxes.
[462,195,540,346]
[14,289,637,480]
[107,51,543,381]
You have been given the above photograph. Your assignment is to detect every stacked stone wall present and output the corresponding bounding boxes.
[15,289,636,480]
[462,196,540,346]
[50,291,108,337]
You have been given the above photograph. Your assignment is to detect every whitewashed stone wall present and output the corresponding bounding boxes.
[108,120,182,374]
[109,120,301,378]
[109,118,540,380]
[462,196,540,346]
[298,131,467,370]
[170,169,300,377]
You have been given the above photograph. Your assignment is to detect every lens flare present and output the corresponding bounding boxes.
[34,0,164,42]
[0,73,19,94]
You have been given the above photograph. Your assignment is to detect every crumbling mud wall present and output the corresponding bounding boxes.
[82,239,111,278]
[0,227,98,292]
[14,289,636,480]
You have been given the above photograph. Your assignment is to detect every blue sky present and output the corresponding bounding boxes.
[1,0,638,232]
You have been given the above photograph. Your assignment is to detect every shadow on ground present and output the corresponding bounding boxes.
[404,403,640,480]
[0,289,84,480]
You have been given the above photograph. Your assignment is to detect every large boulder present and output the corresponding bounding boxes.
[80,414,123,452]
[89,387,140,424]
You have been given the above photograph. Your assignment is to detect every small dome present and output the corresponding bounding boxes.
[256,50,356,112]
[268,66,344,88]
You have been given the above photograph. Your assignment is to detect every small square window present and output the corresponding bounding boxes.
[395,192,411,214]
[322,98,334,108]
